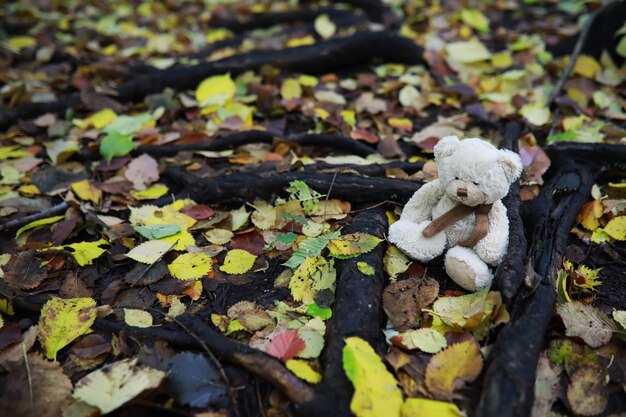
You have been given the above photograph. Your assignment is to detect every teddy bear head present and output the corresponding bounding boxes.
[434,136,523,206]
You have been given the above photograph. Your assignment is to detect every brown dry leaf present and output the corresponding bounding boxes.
[531,353,562,417]
[425,340,483,400]
[0,353,72,417]
[3,249,47,290]
[557,302,617,348]
[383,277,439,331]
[125,154,159,191]
[566,365,609,416]
[0,325,38,365]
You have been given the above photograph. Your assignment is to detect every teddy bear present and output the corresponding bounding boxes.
[388,136,523,291]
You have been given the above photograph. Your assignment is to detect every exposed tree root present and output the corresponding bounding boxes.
[0,31,424,131]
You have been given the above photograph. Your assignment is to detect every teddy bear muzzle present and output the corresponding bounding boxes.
[456,187,468,197]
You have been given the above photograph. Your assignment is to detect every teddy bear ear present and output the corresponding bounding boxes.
[498,149,523,183]
[434,135,460,161]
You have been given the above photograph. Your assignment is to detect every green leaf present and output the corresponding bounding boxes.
[460,9,489,32]
[284,230,341,268]
[357,262,375,276]
[307,303,332,320]
[100,132,135,161]
[276,232,298,246]
[286,180,324,214]
[343,337,403,417]
[134,224,181,239]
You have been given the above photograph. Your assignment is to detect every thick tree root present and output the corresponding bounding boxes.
[475,151,597,417]
[164,167,422,205]
[0,31,424,131]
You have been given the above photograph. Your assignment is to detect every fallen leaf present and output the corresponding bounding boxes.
[267,330,306,361]
[327,233,383,259]
[71,179,102,204]
[613,310,626,330]
[0,354,72,417]
[314,14,336,39]
[126,240,172,264]
[383,277,439,331]
[281,79,302,100]
[134,224,181,239]
[357,261,375,276]
[59,239,109,266]
[15,214,65,238]
[72,358,166,414]
[520,102,551,126]
[402,398,462,417]
[289,256,336,305]
[425,340,483,400]
[124,308,153,328]
[196,73,236,107]
[384,245,412,280]
[100,132,135,161]
[557,302,617,348]
[566,365,608,416]
[604,216,626,240]
[445,39,491,63]
[392,328,447,353]
[219,249,256,274]
[125,154,159,191]
[286,359,321,383]
[169,252,213,280]
[165,352,229,408]
[343,336,403,417]
[531,353,562,417]
[460,9,489,32]
[38,297,97,360]
[3,249,47,290]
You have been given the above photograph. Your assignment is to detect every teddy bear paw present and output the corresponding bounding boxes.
[388,219,446,262]
[444,246,493,291]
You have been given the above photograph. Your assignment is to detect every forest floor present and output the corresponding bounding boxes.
[0,1,625,417]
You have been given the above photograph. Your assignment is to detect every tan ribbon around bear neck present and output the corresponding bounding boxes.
[422,203,493,247]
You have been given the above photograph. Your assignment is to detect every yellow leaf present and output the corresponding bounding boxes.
[579,200,603,231]
[431,288,497,332]
[460,9,489,33]
[388,117,413,130]
[38,297,97,360]
[343,337,403,417]
[286,35,315,48]
[90,108,118,129]
[573,55,601,79]
[281,79,302,100]
[219,249,256,274]
[314,14,336,39]
[204,229,234,245]
[341,110,356,128]
[15,215,64,238]
[425,341,483,400]
[289,256,336,305]
[206,28,233,43]
[397,328,447,353]
[124,308,153,328]
[71,179,102,204]
[402,398,463,417]
[18,184,40,196]
[251,201,277,230]
[196,73,236,107]
[8,36,36,51]
[298,75,319,87]
[130,184,169,200]
[604,216,626,240]
[73,358,165,414]
[384,245,411,279]
[327,233,383,259]
[168,252,213,280]
[126,240,172,264]
[287,359,322,383]
[491,51,513,68]
[61,239,108,266]
[445,39,491,63]
[520,102,551,126]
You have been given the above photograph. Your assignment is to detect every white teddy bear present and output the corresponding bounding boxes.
[388,136,523,291]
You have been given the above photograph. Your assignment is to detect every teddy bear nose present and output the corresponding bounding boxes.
[457,187,468,197]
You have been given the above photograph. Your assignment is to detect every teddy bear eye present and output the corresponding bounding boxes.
[473,181,479,185]
[455,176,459,180]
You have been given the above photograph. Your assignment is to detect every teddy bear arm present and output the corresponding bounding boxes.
[399,179,444,223]
[474,201,509,266]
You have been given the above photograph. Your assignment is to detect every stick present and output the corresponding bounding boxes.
[0,202,68,232]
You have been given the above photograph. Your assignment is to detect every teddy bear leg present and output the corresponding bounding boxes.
[444,246,493,291]
[388,219,446,262]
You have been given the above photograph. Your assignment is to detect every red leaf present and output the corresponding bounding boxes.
[351,128,379,144]
[230,230,265,255]
[266,330,305,362]
[183,204,216,220]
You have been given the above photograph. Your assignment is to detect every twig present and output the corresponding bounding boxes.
[0,202,68,232]
[547,10,598,107]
